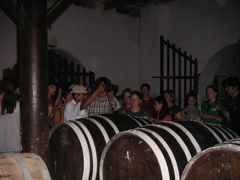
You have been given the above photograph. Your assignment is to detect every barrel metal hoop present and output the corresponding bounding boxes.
[126,115,142,126]
[86,118,110,143]
[204,123,228,140]
[75,121,98,180]
[211,124,236,139]
[147,124,192,161]
[181,144,240,179]
[11,153,33,180]
[140,128,180,180]
[128,130,170,179]
[97,115,120,134]
[67,122,91,180]
[200,123,222,142]
[31,153,51,180]
[161,121,201,153]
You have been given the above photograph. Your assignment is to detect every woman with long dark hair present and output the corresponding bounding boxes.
[0,77,21,152]
[153,96,172,122]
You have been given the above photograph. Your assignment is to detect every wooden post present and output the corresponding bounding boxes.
[18,0,49,163]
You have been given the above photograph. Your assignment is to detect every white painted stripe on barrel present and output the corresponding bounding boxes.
[130,130,170,179]
[211,124,235,139]
[126,115,142,126]
[205,124,228,140]
[200,123,222,142]
[161,121,201,153]
[75,121,98,180]
[97,115,120,134]
[67,122,90,180]
[140,128,180,180]
[11,153,33,180]
[86,118,110,143]
[31,153,51,180]
[137,117,149,125]
[147,124,192,161]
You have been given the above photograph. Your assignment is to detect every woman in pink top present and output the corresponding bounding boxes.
[153,96,172,122]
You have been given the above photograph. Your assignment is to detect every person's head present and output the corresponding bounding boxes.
[153,96,168,112]
[121,88,132,106]
[222,77,240,97]
[163,90,177,104]
[186,91,198,106]
[0,77,19,114]
[71,85,89,103]
[130,91,143,108]
[1,77,19,93]
[48,80,57,97]
[206,85,218,100]
[61,89,72,104]
[140,83,150,97]
[108,84,119,96]
[154,96,170,119]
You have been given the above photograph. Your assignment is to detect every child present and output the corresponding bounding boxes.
[182,91,202,122]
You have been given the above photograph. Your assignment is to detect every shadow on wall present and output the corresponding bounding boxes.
[198,39,240,103]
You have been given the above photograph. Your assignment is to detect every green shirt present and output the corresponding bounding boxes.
[201,100,223,124]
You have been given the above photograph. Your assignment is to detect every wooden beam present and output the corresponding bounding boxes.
[0,0,24,26]
[47,0,74,27]
[18,0,49,164]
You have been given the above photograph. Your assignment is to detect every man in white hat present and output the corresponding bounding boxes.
[64,84,105,121]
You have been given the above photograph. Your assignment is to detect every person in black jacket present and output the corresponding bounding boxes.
[220,77,240,135]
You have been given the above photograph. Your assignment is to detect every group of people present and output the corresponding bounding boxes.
[47,76,240,136]
[1,75,240,153]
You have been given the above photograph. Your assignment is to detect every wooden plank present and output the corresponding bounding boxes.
[47,0,74,27]
[0,0,24,26]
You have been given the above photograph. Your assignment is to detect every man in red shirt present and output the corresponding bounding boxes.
[140,83,155,118]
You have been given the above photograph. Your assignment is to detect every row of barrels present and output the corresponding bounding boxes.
[1,115,240,179]
[99,121,238,180]
[49,114,155,180]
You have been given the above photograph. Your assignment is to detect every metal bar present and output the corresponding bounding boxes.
[190,55,193,91]
[172,44,176,91]
[167,40,170,90]
[178,48,181,107]
[160,36,164,94]
[184,51,187,105]
[194,58,198,94]
[83,67,86,86]
[77,64,80,84]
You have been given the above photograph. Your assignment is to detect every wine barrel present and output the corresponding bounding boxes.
[49,114,154,180]
[0,153,51,180]
[99,121,238,180]
[181,138,240,180]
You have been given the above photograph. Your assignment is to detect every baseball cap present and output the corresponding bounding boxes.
[70,85,90,96]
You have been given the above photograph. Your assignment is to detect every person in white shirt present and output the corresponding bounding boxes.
[64,84,105,121]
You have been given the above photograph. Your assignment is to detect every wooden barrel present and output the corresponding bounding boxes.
[0,153,51,180]
[49,114,154,180]
[181,138,240,180]
[99,121,238,180]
